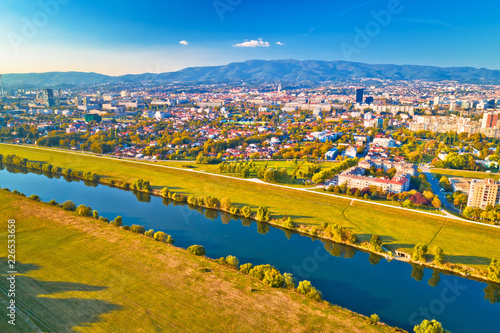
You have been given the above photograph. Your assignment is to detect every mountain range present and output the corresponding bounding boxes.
[3,59,500,88]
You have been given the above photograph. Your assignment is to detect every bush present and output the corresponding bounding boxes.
[187,245,206,256]
[239,263,253,274]
[99,216,109,223]
[160,187,170,197]
[296,280,323,301]
[283,273,296,289]
[187,196,198,205]
[111,216,123,227]
[241,206,252,218]
[225,255,239,267]
[216,257,226,265]
[130,224,146,234]
[249,264,284,288]
[92,210,99,219]
[48,199,57,205]
[414,319,444,333]
[28,195,40,201]
[122,225,130,230]
[144,229,155,237]
[153,231,174,244]
[220,197,232,211]
[76,205,92,217]
[369,314,380,325]
[62,200,76,211]
[412,243,428,262]
[256,206,271,222]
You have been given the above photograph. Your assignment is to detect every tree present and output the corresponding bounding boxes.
[160,187,170,197]
[370,235,383,252]
[412,243,428,262]
[187,245,206,256]
[296,280,323,301]
[413,319,444,333]
[112,216,123,227]
[239,263,253,274]
[402,199,414,209]
[220,197,232,211]
[28,195,40,201]
[256,206,270,222]
[92,210,99,219]
[130,225,146,234]
[153,231,174,244]
[144,229,154,237]
[241,206,252,218]
[433,246,444,265]
[369,314,380,325]
[76,205,92,217]
[283,273,296,289]
[62,200,76,211]
[225,255,239,267]
[488,258,500,282]
[431,197,442,209]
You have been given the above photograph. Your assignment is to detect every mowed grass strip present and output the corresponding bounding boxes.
[1,144,500,270]
[431,168,500,181]
[0,192,398,333]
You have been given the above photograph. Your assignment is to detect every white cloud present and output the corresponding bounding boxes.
[179,40,188,45]
[233,38,270,48]
[275,42,285,46]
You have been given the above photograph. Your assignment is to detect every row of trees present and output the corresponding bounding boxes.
[311,158,358,184]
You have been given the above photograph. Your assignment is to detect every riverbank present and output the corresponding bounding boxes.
[0,144,499,275]
[0,190,402,332]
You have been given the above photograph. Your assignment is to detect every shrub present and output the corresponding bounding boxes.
[92,210,99,219]
[122,225,130,231]
[76,205,92,217]
[229,206,239,215]
[239,263,253,274]
[216,257,226,265]
[225,255,239,267]
[99,216,110,223]
[249,264,284,288]
[220,197,232,211]
[283,273,296,289]
[369,314,380,325]
[48,199,57,205]
[296,280,323,301]
[241,206,252,218]
[256,206,271,222]
[130,225,146,234]
[283,217,295,229]
[413,319,444,333]
[111,216,123,227]
[144,229,155,237]
[187,245,206,256]
[187,196,198,205]
[412,243,428,262]
[28,195,40,201]
[153,231,174,244]
[62,201,76,211]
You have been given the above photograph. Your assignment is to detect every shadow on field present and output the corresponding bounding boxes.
[0,259,122,332]
[443,255,491,266]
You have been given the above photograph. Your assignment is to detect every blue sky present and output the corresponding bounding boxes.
[1,0,500,75]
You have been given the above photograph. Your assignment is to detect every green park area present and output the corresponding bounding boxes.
[0,191,397,332]
[1,144,500,272]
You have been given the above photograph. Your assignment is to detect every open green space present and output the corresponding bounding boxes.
[431,168,500,181]
[0,191,397,332]
[1,144,500,272]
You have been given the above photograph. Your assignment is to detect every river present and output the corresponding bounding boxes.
[0,165,499,332]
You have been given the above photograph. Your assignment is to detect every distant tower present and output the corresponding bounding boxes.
[278,83,282,93]
[356,88,364,103]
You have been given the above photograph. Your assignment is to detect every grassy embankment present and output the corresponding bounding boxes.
[0,191,399,333]
[0,144,500,272]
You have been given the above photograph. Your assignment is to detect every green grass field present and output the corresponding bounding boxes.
[431,168,500,181]
[1,144,500,271]
[0,191,398,332]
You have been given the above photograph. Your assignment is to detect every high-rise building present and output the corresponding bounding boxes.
[41,89,55,107]
[356,88,364,103]
[467,179,500,209]
[482,112,498,129]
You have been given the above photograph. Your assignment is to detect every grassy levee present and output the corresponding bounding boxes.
[1,144,500,271]
[0,191,398,332]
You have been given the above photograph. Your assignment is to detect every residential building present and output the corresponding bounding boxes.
[467,179,500,209]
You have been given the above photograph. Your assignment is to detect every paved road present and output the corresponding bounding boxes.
[421,166,460,213]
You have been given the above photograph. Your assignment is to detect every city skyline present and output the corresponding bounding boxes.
[2,0,500,75]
